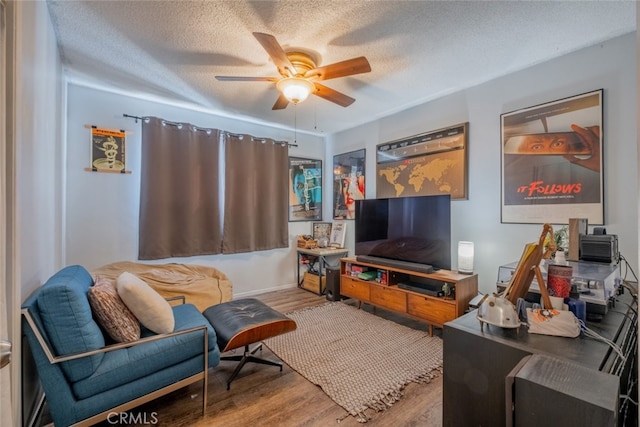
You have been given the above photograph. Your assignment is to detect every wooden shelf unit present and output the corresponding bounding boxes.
[339,257,478,335]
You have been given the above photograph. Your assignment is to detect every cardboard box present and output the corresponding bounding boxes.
[302,272,326,293]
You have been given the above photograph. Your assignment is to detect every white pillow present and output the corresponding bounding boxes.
[116,271,175,334]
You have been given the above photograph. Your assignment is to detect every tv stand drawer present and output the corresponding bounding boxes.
[371,285,407,312]
[341,276,370,301]
[407,294,455,325]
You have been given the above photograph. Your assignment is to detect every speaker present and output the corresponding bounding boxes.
[325,267,341,301]
[579,234,618,263]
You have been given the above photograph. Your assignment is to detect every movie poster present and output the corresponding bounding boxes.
[501,90,603,224]
[91,127,126,172]
[288,157,322,221]
[333,149,365,219]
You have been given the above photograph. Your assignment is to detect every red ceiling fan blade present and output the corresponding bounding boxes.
[215,76,278,82]
[312,83,355,107]
[272,93,289,110]
[305,56,371,81]
[252,32,296,78]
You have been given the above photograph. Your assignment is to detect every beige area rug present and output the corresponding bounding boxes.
[263,302,443,422]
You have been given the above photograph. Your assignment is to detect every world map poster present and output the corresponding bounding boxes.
[376,123,468,200]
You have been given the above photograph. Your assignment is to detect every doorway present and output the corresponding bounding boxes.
[1,0,17,425]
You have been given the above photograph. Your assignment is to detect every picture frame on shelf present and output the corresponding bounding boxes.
[312,222,332,241]
[329,221,347,248]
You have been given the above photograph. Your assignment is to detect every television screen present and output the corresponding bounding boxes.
[354,195,451,270]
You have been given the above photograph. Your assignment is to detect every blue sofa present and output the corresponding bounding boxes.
[22,265,220,426]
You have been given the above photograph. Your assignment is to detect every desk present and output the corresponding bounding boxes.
[442,290,637,426]
[296,247,348,295]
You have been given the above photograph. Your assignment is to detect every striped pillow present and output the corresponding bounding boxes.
[88,276,141,342]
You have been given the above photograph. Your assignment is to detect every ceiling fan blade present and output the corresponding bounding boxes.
[312,83,355,107]
[252,32,296,78]
[272,93,289,110]
[305,57,371,81]
[215,76,278,82]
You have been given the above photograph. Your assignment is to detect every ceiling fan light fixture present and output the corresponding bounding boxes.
[276,77,315,104]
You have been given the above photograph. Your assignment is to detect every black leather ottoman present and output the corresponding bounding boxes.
[203,298,296,389]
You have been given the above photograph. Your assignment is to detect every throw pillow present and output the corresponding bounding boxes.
[88,276,141,343]
[116,271,175,334]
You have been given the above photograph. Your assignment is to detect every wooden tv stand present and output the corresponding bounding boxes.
[339,257,478,335]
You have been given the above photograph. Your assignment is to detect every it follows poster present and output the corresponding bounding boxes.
[501,90,603,224]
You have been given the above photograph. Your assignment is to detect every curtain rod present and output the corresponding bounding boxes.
[123,113,297,147]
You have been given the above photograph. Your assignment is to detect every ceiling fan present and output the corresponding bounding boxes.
[215,32,371,110]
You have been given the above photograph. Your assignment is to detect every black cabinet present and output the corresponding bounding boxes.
[443,291,637,426]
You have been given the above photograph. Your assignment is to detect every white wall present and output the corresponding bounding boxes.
[13,1,65,424]
[16,1,65,292]
[330,33,638,294]
[65,86,325,295]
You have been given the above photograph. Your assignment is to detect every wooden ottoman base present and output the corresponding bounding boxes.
[203,298,297,389]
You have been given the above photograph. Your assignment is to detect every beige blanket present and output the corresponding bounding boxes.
[92,261,233,312]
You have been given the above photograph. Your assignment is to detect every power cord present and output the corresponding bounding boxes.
[618,253,639,286]
[579,320,626,363]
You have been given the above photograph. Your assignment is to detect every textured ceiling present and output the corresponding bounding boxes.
[46,1,636,135]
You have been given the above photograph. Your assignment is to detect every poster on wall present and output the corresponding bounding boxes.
[376,123,468,200]
[288,157,323,222]
[333,149,365,219]
[501,89,603,224]
[88,126,128,173]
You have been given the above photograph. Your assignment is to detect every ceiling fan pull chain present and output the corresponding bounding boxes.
[294,106,298,144]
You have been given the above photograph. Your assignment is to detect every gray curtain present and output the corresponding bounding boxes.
[139,117,222,259]
[222,133,289,253]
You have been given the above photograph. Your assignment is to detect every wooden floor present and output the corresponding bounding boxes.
[40,288,443,426]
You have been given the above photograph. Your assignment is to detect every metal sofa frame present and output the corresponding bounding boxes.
[22,296,209,426]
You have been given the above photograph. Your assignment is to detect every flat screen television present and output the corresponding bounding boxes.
[354,195,451,272]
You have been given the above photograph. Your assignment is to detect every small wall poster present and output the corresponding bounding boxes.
[288,157,323,221]
[333,149,365,219]
[90,127,127,172]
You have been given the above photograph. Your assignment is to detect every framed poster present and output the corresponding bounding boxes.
[333,149,365,219]
[288,157,323,221]
[376,122,468,200]
[501,89,603,224]
[90,127,127,172]
[329,221,347,248]
[312,222,332,241]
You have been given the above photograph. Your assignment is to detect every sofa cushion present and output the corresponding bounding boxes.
[116,272,175,334]
[37,265,105,382]
[88,276,141,343]
[71,303,219,399]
